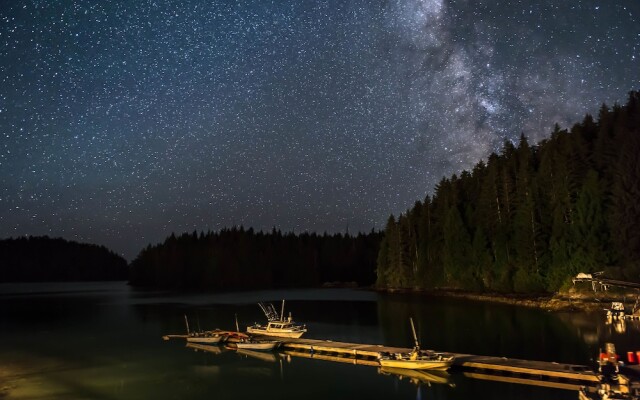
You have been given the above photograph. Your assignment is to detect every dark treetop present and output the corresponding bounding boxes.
[0,236,128,282]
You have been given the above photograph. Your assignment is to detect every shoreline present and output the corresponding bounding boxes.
[369,287,637,312]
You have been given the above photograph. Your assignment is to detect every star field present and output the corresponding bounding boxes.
[1,0,639,259]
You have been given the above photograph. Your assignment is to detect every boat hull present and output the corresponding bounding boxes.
[246,326,306,338]
[236,341,280,351]
[378,358,452,371]
[224,332,250,343]
[186,335,224,344]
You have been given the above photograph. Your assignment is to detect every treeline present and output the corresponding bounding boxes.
[129,227,382,290]
[377,91,640,293]
[0,236,128,282]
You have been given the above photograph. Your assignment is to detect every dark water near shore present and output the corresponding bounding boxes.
[2,282,640,399]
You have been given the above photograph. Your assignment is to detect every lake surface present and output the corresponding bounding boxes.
[2,282,640,399]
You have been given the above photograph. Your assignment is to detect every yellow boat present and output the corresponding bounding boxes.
[378,350,453,370]
[378,317,454,371]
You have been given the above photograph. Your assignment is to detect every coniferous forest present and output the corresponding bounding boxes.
[0,236,128,282]
[376,91,640,293]
[129,228,382,290]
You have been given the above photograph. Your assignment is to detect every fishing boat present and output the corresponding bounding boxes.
[246,300,307,338]
[378,318,454,371]
[578,342,638,400]
[579,384,639,400]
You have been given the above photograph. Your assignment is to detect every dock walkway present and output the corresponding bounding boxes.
[271,336,600,387]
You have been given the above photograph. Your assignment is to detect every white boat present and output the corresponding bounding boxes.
[378,318,453,371]
[183,315,227,344]
[186,330,226,344]
[236,339,281,351]
[246,300,307,338]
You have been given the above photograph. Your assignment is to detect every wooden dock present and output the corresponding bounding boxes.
[272,337,601,388]
[167,331,605,390]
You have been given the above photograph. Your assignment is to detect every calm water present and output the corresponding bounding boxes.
[1,282,640,400]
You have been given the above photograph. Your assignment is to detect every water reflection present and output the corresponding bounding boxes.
[378,366,455,387]
[609,316,627,334]
[376,293,592,365]
[236,348,280,363]
[2,283,626,400]
[186,342,225,355]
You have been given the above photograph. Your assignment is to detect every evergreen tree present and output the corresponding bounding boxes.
[609,99,640,274]
[442,206,472,287]
[472,227,492,290]
[570,169,609,273]
[376,215,395,287]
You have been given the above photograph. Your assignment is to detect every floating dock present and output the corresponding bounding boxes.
[272,337,601,389]
[168,331,605,391]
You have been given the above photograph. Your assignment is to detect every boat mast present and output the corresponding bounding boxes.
[409,317,420,352]
[235,313,240,332]
[184,315,190,334]
[281,299,285,322]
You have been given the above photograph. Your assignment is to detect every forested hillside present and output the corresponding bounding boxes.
[376,91,640,293]
[0,236,128,282]
[129,227,381,290]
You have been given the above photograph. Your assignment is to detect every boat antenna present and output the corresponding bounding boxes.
[235,313,240,333]
[184,314,190,335]
[410,317,420,352]
[281,299,285,322]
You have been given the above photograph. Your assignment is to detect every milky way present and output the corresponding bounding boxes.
[1,0,639,259]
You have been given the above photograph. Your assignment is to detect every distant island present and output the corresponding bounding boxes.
[0,236,128,282]
[128,228,382,290]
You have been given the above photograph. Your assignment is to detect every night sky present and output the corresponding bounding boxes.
[1,0,639,260]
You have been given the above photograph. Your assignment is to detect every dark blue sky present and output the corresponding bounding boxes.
[1,0,639,260]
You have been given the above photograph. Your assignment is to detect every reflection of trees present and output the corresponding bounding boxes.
[377,294,592,365]
[556,310,640,361]
[555,312,603,345]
